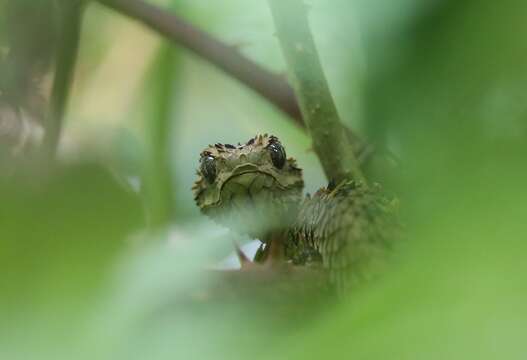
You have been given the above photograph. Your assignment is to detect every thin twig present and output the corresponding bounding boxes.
[96,0,304,126]
[268,0,366,184]
[42,1,84,158]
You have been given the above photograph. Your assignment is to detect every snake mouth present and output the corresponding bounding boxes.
[219,170,282,204]
[197,167,302,237]
[212,170,295,236]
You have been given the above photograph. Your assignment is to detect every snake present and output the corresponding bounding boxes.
[193,134,398,293]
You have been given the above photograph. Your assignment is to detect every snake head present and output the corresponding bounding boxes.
[192,134,304,238]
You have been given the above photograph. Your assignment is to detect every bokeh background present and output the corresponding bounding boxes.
[1,0,526,359]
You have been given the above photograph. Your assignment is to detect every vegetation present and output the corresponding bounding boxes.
[1,0,526,359]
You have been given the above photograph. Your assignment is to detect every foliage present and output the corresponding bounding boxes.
[1,0,526,359]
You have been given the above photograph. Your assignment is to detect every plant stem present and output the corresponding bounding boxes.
[143,45,179,228]
[42,1,83,158]
[268,0,365,184]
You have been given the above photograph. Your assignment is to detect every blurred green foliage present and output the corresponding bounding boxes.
[0,165,143,359]
[1,0,526,359]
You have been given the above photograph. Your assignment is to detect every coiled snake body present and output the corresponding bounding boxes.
[193,134,398,292]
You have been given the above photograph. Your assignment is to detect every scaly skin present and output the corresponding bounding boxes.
[286,181,398,293]
[193,134,398,292]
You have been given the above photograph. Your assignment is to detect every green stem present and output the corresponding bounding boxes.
[268,0,366,184]
[143,45,179,227]
[42,1,83,159]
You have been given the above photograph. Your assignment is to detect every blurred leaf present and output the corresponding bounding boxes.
[0,164,143,358]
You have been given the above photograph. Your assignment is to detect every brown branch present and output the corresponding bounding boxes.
[96,0,303,126]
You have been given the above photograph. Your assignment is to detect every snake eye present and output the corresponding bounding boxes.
[200,155,217,183]
[268,142,286,169]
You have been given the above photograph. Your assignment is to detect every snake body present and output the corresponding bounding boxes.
[287,180,397,292]
[193,134,398,292]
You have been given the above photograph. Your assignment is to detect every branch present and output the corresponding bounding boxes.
[96,0,304,126]
[42,1,84,158]
[268,0,365,184]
